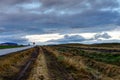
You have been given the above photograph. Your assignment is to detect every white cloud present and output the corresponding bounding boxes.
[24,29,120,44]
[106,27,120,39]
[25,33,64,42]
[23,26,120,45]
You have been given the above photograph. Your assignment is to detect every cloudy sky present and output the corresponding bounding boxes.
[0,0,120,45]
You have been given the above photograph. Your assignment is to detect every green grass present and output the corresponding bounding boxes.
[76,50,120,66]
[0,45,24,49]
[55,47,120,66]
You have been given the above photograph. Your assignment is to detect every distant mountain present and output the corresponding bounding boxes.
[0,42,18,46]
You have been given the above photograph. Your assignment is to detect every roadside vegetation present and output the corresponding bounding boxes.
[0,48,34,80]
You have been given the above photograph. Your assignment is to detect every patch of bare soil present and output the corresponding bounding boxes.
[43,48,75,80]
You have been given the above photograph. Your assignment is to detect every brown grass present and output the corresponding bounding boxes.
[45,46,120,80]
[0,48,34,80]
[27,47,50,80]
[44,47,100,80]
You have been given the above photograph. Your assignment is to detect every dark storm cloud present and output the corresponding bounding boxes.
[0,34,28,44]
[0,0,119,28]
[0,27,5,32]
[0,0,120,44]
[94,33,111,39]
[0,0,32,6]
[6,38,28,44]
[40,0,118,11]
[47,35,85,44]
[47,33,111,44]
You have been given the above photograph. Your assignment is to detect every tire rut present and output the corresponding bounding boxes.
[42,48,75,80]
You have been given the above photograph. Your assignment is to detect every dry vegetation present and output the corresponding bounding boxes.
[0,48,34,80]
[0,44,120,80]
[46,45,120,80]
[44,47,98,80]
[27,48,50,80]
[60,43,120,51]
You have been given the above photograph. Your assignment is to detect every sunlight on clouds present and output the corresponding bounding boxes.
[25,33,64,42]
[67,33,96,39]
[24,29,120,44]
[107,30,120,40]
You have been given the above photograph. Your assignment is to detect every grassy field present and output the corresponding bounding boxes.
[0,48,34,80]
[27,45,120,80]
[0,45,24,49]
[54,46,120,66]
[0,43,120,80]
[60,43,120,48]
[47,43,120,80]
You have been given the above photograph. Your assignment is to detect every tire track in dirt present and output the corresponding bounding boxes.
[13,46,39,80]
[27,47,50,80]
[42,48,75,80]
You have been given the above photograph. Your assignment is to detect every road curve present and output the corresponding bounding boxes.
[0,46,35,56]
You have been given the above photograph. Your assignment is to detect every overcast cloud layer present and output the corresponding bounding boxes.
[0,0,120,45]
